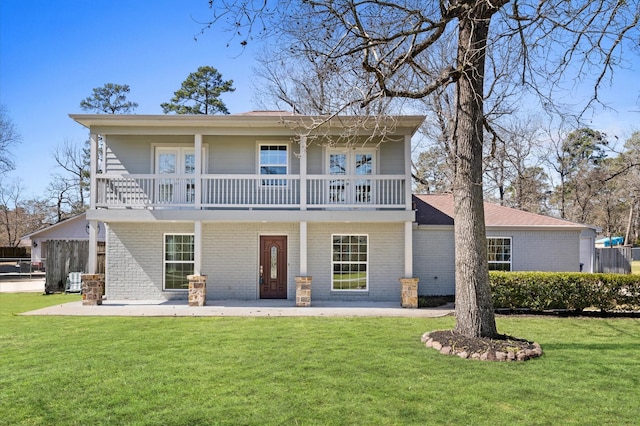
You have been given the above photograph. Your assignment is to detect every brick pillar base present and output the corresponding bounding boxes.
[399,277,419,309]
[188,275,207,307]
[295,276,312,307]
[82,274,105,306]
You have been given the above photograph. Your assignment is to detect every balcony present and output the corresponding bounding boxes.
[95,174,408,210]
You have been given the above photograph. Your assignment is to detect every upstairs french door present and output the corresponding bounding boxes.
[328,149,375,205]
[155,148,199,204]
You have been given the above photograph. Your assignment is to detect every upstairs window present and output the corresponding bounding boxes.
[259,144,288,185]
[487,237,512,271]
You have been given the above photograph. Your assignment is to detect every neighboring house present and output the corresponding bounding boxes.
[71,113,422,302]
[23,213,107,292]
[24,212,106,267]
[412,194,600,296]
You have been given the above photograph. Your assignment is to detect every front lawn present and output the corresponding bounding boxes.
[1,293,639,425]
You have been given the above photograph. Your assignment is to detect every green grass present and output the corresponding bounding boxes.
[1,293,640,425]
[633,260,640,275]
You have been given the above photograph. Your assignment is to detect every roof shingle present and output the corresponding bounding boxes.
[413,194,589,228]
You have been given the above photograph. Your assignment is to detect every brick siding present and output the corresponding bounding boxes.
[107,221,405,302]
[413,227,583,296]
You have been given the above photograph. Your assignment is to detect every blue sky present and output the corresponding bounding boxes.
[1,0,639,199]
[1,0,257,198]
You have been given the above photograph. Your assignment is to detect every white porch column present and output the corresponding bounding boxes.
[101,135,107,174]
[404,221,413,277]
[194,220,202,276]
[194,134,202,209]
[404,134,413,210]
[300,221,308,275]
[88,220,98,274]
[299,136,307,210]
[90,133,99,209]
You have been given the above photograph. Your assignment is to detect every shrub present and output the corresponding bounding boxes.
[490,271,640,312]
[418,295,455,308]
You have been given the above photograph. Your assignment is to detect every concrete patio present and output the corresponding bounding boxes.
[21,298,455,318]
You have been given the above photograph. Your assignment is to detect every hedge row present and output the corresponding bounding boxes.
[489,271,640,312]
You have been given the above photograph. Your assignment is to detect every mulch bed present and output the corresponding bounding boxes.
[422,330,543,361]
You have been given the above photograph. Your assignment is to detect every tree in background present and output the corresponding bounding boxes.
[80,83,139,114]
[0,179,49,247]
[48,83,133,221]
[0,105,22,174]
[621,133,640,244]
[161,66,235,114]
[206,0,639,341]
[584,133,640,243]
[483,115,547,211]
[48,140,90,220]
[549,128,609,220]
[413,147,453,194]
[505,166,550,214]
[588,159,630,237]
[46,177,78,223]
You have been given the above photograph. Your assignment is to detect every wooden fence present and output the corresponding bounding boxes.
[595,247,632,274]
[0,246,28,258]
[44,240,105,293]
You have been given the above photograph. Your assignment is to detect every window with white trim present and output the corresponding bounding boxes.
[164,234,194,290]
[155,147,206,204]
[327,148,375,204]
[487,237,512,271]
[332,235,368,290]
[259,144,288,185]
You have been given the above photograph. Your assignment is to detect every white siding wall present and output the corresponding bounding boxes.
[105,135,305,175]
[106,135,192,174]
[306,143,324,174]
[304,137,405,175]
[378,140,405,174]
[207,136,256,174]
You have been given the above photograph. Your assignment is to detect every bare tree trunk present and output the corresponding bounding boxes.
[453,7,498,338]
[625,205,634,246]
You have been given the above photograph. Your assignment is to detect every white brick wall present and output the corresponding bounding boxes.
[201,223,299,300]
[413,226,583,296]
[107,222,300,301]
[487,230,581,272]
[106,222,192,300]
[413,227,456,296]
[107,221,407,302]
[107,221,582,300]
[308,223,404,302]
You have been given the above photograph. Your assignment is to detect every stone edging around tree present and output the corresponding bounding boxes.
[421,330,544,362]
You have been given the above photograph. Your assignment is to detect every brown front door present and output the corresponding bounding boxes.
[259,236,288,299]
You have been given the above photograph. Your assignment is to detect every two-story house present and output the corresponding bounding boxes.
[71,112,423,303]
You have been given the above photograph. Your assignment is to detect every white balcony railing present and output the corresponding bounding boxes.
[202,174,300,207]
[306,175,406,208]
[95,174,406,209]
